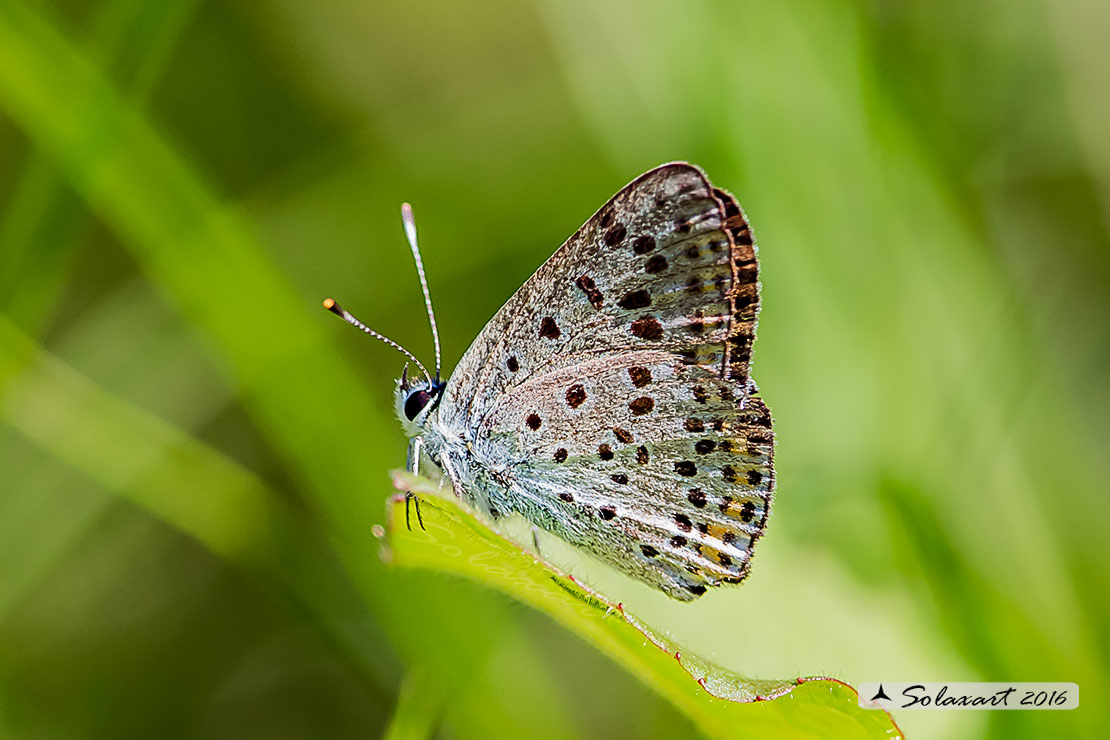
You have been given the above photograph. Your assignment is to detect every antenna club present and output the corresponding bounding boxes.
[402,203,418,245]
[401,202,442,379]
[320,297,433,383]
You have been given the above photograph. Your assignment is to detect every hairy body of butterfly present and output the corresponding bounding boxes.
[397,163,774,601]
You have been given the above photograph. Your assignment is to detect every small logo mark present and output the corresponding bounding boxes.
[869,684,892,702]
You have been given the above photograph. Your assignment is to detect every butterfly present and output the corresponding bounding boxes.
[325,163,774,601]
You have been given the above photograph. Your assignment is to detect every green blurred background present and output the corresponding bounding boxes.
[0,0,1107,738]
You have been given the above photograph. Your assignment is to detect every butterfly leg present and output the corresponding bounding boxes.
[407,436,423,475]
[404,491,425,531]
[439,451,464,500]
[531,525,543,556]
[405,437,427,531]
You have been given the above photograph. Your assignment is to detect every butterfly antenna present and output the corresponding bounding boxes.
[322,298,432,383]
[401,203,442,381]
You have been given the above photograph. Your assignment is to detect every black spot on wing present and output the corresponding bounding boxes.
[539,316,561,339]
[618,290,651,309]
[630,316,663,340]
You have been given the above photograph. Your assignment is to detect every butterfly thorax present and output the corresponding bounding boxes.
[395,371,503,507]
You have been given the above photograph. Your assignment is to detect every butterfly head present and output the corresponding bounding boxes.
[396,364,446,436]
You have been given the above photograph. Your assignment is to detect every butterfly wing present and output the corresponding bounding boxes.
[438,163,773,600]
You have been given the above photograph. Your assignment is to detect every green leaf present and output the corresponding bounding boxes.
[389,474,903,740]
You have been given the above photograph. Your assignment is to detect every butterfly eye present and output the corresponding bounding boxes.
[404,389,433,421]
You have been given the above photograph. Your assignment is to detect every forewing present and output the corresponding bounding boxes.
[441,163,773,599]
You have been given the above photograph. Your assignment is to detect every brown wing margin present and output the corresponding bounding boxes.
[709,185,775,589]
[710,187,760,384]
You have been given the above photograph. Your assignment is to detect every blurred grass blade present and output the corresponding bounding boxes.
[0,0,198,331]
[389,474,903,740]
[381,668,444,740]
[0,438,112,619]
[0,314,391,701]
[0,0,396,592]
[0,0,202,624]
